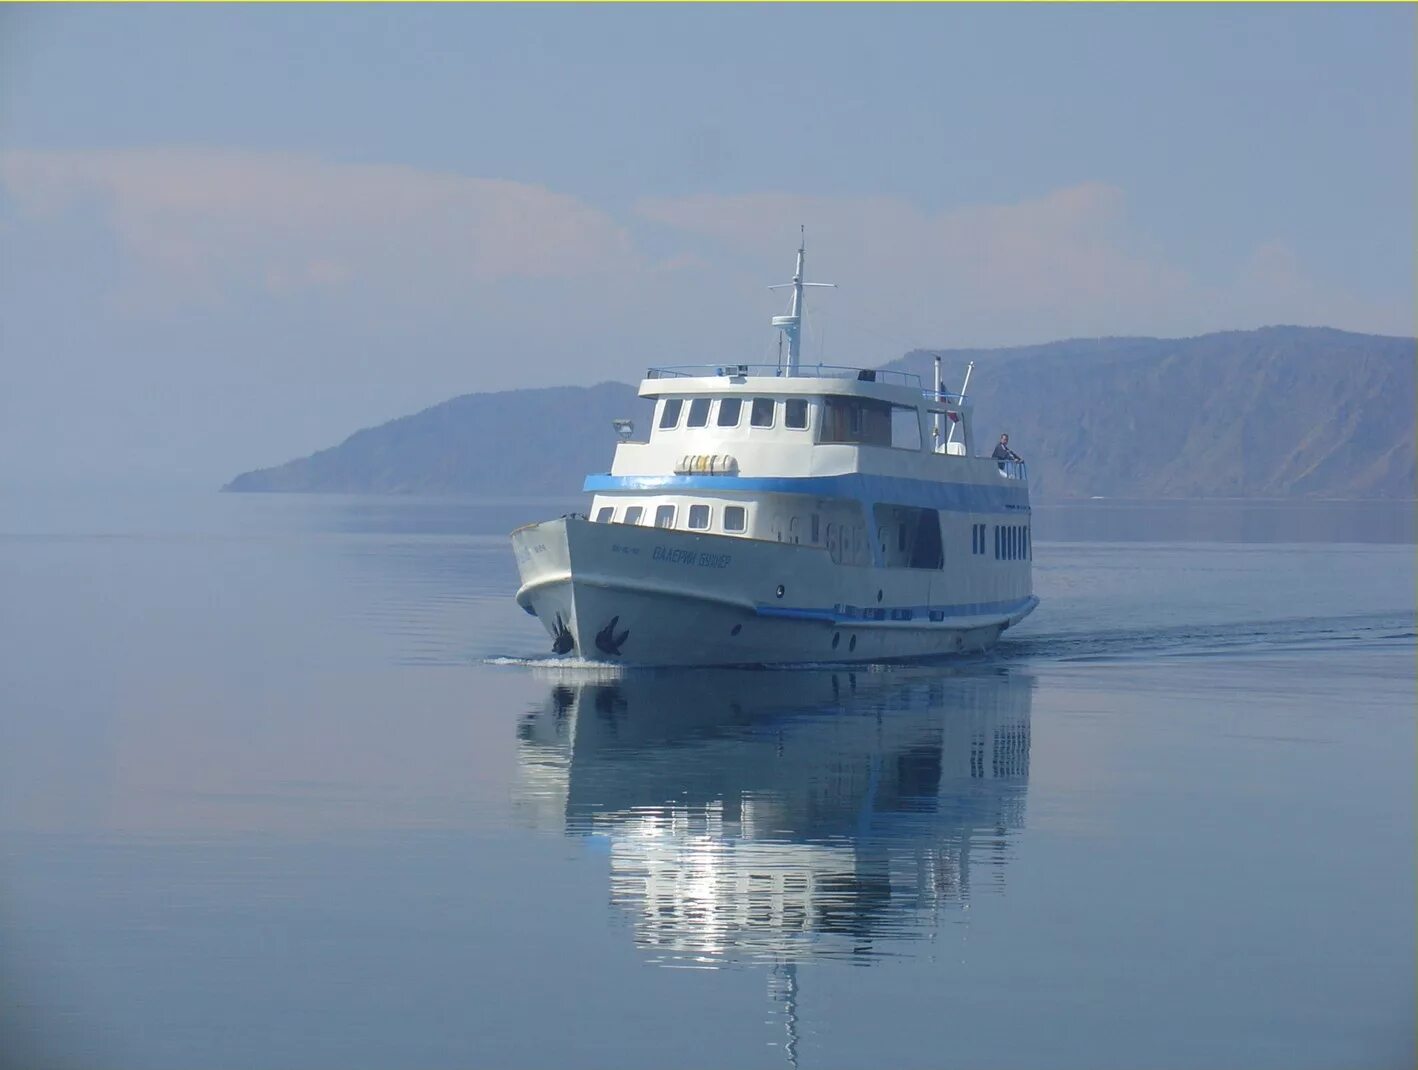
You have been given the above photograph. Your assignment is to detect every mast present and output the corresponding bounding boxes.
[944,360,975,452]
[769,227,835,376]
[933,354,942,451]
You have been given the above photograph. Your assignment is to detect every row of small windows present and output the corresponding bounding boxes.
[659,394,924,450]
[995,524,1030,561]
[659,396,808,431]
[593,502,1029,563]
[594,502,747,533]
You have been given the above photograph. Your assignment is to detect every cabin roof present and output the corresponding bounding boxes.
[639,365,966,410]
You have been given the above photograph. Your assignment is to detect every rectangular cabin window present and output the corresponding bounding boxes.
[821,396,920,448]
[785,398,809,429]
[891,406,922,450]
[624,506,644,526]
[723,505,746,532]
[750,398,775,428]
[658,398,683,429]
[810,513,820,543]
[688,504,710,529]
[686,398,711,427]
[717,398,743,427]
[822,396,889,445]
[654,504,676,528]
[595,506,614,523]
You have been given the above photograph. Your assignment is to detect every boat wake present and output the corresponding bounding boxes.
[996,610,1414,665]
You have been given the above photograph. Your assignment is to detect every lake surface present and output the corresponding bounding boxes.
[1,494,1413,1069]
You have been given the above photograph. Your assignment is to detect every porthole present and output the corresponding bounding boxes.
[876,589,883,603]
[832,632,841,649]
[775,584,785,599]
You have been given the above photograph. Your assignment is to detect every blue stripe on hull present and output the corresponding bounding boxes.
[583,472,1029,514]
[754,595,1036,625]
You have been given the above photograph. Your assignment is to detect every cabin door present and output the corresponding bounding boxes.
[769,510,786,543]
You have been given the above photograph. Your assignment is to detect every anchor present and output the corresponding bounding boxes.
[594,615,630,657]
[550,614,575,655]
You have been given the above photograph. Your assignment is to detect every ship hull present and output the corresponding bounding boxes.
[512,517,1036,667]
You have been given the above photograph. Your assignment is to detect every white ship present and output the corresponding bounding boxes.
[511,237,1037,666]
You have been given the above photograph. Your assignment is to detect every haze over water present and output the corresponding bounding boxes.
[1,493,1412,1069]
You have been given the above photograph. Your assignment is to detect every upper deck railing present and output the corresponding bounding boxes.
[644,364,973,407]
[646,363,925,388]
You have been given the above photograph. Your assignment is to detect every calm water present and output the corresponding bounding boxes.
[1,494,1413,1069]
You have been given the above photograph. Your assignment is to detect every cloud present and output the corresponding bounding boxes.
[642,185,1415,348]
[1,147,1407,353]
[634,185,1206,350]
[0,148,640,312]
[1216,239,1409,336]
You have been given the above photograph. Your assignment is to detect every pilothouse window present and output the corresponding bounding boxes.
[624,506,644,525]
[658,399,683,429]
[687,399,710,427]
[717,398,742,427]
[750,398,775,427]
[724,506,746,532]
[785,399,809,429]
[595,507,614,523]
[821,397,921,449]
[688,504,710,529]
[654,505,676,528]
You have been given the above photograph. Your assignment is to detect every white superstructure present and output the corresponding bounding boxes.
[511,238,1037,666]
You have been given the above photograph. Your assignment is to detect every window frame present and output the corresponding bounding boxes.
[687,504,711,530]
[686,398,711,428]
[716,398,743,427]
[595,506,614,523]
[723,505,746,532]
[654,504,676,529]
[784,398,809,430]
[749,397,776,428]
[623,505,644,526]
[658,398,683,430]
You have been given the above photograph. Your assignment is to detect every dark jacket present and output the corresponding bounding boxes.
[992,441,1020,462]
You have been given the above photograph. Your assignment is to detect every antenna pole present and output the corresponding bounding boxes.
[933,354,942,452]
[769,226,834,377]
[945,360,974,451]
[788,229,804,374]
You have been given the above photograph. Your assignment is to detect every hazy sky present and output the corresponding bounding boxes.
[1,4,1413,487]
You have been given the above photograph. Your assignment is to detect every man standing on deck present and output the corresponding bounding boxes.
[993,433,1022,471]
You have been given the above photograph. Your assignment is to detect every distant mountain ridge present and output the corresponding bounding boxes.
[225,326,1415,500]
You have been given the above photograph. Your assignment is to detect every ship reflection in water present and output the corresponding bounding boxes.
[516,666,1034,968]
